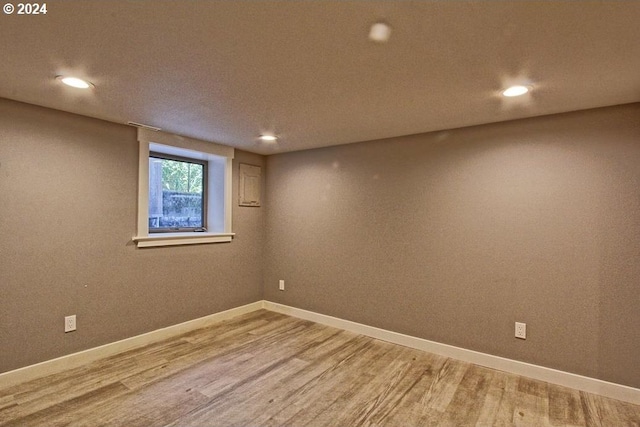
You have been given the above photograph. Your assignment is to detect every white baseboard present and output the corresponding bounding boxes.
[2,299,638,406]
[0,301,264,389]
[264,301,640,406]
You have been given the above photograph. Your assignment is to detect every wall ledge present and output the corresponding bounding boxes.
[133,232,234,247]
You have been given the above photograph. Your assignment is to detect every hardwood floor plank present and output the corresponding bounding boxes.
[616,399,640,426]
[389,356,471,427]
[580,391,607,427]
[374,356,449,426]
[548,383,587,427]
[580,391,640,427]
[255,339,393,426]
[0,359,142,423]
[172,337,384,426]
[246,335,377,426]
[1,310,639,427]
[354,350,446,426]
[2,382,130,427]
[156,321,335,424]
[0,396,16,412]
[440,364,494,426]
[309,346,421,426]
[220,331,363,425]
[513,377,553,427]
[195,323,337,398]
[475,371,519,427]
[120,313,310,391]
[66,382,210,427]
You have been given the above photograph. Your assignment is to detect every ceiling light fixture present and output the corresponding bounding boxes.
[259,134,277,142]
[56,76,94,89]
[502,85,530,97]
[369,22,392,43]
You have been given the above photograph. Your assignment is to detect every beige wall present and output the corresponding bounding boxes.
[0,99,265,373]
[264,103,640,388]
[2,97,639,390]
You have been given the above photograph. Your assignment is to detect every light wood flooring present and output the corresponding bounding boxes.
[1,309,639,426]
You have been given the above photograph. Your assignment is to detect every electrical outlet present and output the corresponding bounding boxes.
[279,280,285,291]
[515,322,526,339]
[65,315,76,333]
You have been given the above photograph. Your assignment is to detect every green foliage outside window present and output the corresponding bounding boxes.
[161,158,203,194]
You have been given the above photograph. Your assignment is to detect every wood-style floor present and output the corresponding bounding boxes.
[1,310,639,426]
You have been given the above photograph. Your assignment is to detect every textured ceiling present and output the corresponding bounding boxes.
[1,1,639,155]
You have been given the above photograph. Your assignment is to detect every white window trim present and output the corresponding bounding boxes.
[133,128,235,248]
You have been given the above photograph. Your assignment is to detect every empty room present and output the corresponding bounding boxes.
[1,1,639,426]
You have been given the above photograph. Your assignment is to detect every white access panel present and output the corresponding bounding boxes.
[239,163,261,207]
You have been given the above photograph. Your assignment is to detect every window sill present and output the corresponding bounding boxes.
[133,232,235,248]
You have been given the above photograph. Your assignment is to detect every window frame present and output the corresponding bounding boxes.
[133,128,235,248]
[148,151,208,233]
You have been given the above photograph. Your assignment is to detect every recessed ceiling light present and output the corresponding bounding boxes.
[369,22,391,43]
[56,76,94,89]
[502,85,529,97]
[259,134,277,142]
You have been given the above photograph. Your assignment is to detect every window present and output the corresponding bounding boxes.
[133,128,234,248]
[149,153,207,232]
